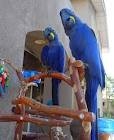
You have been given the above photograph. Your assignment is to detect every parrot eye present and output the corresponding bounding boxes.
[67,18,70,21]
[47,32,55,41]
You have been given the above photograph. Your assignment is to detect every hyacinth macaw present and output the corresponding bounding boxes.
[60,8,105,140]
[41,27,66,105]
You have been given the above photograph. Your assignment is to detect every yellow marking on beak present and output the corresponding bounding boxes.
[50,32,55,40]
[69,16,75,23]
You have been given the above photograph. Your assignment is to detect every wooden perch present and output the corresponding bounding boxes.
[12,106,71,121]
[0,114,70,127]
[69,59,87,111]
[26,72,73,86]
[68,58,91,140]
[0,59,94,140]
[68,59,85,82]
[12,96,95,122]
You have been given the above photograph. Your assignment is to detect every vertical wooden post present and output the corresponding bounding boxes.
[69,58,91,140]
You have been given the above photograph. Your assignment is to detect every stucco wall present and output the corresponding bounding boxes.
[71,0,90,24]
[71,0,98,33]
[0,0,74,139]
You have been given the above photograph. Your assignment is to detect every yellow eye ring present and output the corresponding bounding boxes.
[69,16,75,23]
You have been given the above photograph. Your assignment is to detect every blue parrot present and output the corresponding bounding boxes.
[60,8,105,140]
[41,27,66,105]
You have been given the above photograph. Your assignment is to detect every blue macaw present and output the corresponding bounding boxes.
[60,8,105,140]
[41,27,66,105]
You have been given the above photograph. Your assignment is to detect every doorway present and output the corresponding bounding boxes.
[22,30,47,134]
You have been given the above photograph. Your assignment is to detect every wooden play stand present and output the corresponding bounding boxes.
[0,58,95,140]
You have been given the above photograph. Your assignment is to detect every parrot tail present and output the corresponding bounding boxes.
[85,77,99,140]
[52,78,61,105]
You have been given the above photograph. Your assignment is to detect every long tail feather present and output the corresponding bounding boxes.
[52,78,60,105]
[85,77,99,140]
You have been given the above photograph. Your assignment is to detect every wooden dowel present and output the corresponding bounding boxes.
[12,96,95,122]
[0,114,70,126]
[26,72,73,86]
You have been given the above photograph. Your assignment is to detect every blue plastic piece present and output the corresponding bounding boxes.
[22,70,41,84]
[98,118,114,134]
[46,99,53,106]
